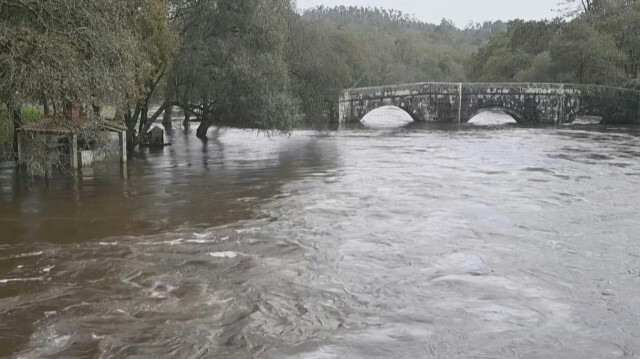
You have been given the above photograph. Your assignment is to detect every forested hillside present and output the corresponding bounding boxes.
[467,0,640,88]
[289,6,507,124]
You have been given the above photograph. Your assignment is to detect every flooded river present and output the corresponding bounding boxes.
[2,110,640,358]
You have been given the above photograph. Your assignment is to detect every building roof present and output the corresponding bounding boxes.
[147,124,165,133]
[19,117,126,135]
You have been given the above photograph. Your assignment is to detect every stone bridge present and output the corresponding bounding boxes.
[338,82,640,125]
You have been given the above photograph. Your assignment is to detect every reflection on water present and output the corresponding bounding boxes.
[2,118,640,358]
[0,127,338,245]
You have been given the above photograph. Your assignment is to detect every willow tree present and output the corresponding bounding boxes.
[119,0,178,151]
[286,12,368,126]
[550,20,621,84]
[596,0,640,82]
[169,0,298,139]
[0,0,152,156]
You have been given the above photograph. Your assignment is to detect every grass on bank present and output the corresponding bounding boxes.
[0,107,45,142]
[0,107,45,159]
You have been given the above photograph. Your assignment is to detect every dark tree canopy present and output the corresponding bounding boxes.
[0,0,150,107]
[169,0,297,138]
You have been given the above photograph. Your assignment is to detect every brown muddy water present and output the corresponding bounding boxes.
[1,110,640,358]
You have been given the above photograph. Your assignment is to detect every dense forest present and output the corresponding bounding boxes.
[1,0,638,163]
[468,0,640,88]
[289,6,506,125]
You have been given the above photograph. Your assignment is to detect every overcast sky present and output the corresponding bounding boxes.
[296,0,561,27]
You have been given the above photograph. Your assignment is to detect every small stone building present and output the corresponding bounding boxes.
[17,117,127,173]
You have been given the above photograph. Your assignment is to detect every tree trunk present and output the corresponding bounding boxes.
[125,113,136,153]
[196,119,211,139]
[183,110,190,132]
[11,106,22,162]
[138,104,148,141]
[41,93,50,116]
[135,102,171,148]
[162,105,173,129]
[9,90,22,162]
[127,130,136,153]
[196,108,211,139]
[124,107,140,153]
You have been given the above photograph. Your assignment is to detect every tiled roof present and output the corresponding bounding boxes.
[20,117,126,135]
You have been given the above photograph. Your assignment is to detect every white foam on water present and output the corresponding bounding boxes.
[0,251,44,260]
[0,277,44,284]
[194,232,214,239]
[99,242,119,246]
[186,235,229,244]
[209,251,238,258]
[186,239,211,244]
[433,252,489,276]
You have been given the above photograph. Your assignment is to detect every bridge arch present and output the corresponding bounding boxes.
[350,97,423,123]
[467,106,525,124]
[360,105,416,127]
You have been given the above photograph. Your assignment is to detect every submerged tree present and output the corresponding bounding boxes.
[286,14,353,126]
[118,0,178,151]
[169,0,298,139]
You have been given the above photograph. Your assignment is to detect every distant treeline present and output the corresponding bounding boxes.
[290,6,507,124]
[467,0,640,88]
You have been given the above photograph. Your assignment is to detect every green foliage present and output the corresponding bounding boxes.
[596,0,640,80]
[550,19,621,84]
[0,0,150,108]
[170,0,297,137]
[0,0,173,157]
[481,48,530,82]
[515,52,554,82]
[466,34,510,81]
[509,20,559,55]
[465,20,561,82]
[0,107,43,157]
[467,2,640,86]
[291,6,506,125]
[20,107,44,123]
